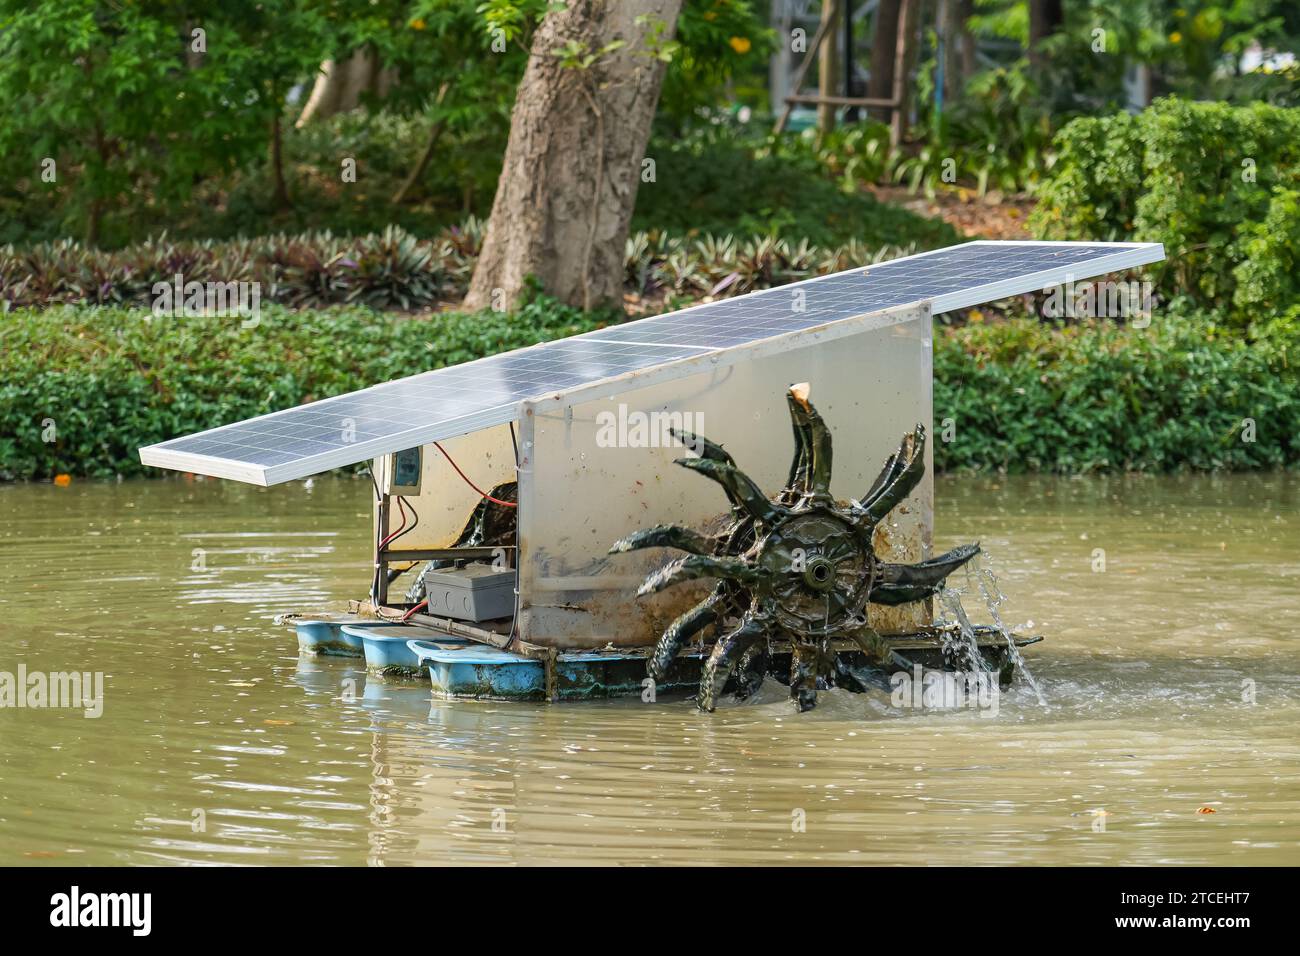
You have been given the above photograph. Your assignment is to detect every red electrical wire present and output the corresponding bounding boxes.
[402,598,428,621]
[433,441,517,507]
[378,495,411,550]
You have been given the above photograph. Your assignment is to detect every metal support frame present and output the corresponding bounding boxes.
[372,490,517,609]
[375,492,392,606]
[383,546,515,563]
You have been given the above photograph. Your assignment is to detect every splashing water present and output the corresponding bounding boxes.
[936,585,989,674]
[972,559,1046,705]
[936,554,1047,707]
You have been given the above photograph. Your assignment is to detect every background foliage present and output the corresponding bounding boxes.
[3,1,1298,480]
[1033,97,1300,325]
[6,303,1295,480]
[1,221,945,313]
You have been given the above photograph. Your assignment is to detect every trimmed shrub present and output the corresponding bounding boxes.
[934,313,1299,473]
[1029,110,1143,240]
[630,134,960,249]
[1032,98,1300,319]
[1233,188,1300,318]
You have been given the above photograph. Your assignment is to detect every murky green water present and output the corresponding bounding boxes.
[1,473,1297,865]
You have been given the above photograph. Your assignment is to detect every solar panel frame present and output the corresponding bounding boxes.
[138,240,1164,485]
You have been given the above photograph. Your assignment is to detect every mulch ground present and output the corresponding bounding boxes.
[869,184,1036,240]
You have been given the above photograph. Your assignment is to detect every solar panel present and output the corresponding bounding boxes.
[138,240,1163,485]
[584,240,1153,349]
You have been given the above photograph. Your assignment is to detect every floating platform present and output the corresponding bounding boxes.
[345,623,705,699]
[281,613,394,657]
[282,613,1039,703]
[347,624,467,677]
[407,638,695,702]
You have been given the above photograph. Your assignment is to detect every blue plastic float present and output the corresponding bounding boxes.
[293,615,394,657]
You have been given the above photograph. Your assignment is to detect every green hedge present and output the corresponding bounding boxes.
[1032,98,1300,320]
[0,301,608,481]
[5,304,1296,481]
[1233,188,1300,321]
[934,314,1299,472]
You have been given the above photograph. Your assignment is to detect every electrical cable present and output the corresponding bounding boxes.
[377,495,408,552]
[379,495,419,551]
[366,459,423,611]
[433,441,517,507]
[381,495,422,587]
[374,496,425,618]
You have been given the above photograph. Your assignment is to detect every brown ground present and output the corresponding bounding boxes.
[869,184,1036,240]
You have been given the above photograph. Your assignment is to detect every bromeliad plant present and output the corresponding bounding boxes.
[0,224,917,314]
[611,384,980,713]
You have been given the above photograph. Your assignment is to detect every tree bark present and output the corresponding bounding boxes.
[86,197,102,247]
[957,0,977,82]
[817,0,840,132]
[87,118,108,246]
[889,0,919,145]
[465,0,682,313]
[270,114,291,210]
[938,0,962,105]
[867,0,902,122]
[1028,0,1064,68]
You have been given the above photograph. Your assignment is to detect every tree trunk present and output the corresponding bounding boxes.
[1028,0,1064,68]
[87,120,109,246]
[889,0,919,145]
[86,198,102,247]
[392,82,452,205]
[464,0,682,313]
[938,0,963,105]
[817,0,840,132]
[957,0,977,82]
[270,114,291,210]
[296,48,397,127]
[867,0,902,122]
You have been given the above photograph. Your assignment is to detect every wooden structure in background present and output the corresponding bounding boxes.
[774,0,916,145]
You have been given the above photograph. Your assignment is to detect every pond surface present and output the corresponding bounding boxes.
[1,473,1297,865]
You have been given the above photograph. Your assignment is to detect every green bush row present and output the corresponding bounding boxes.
[1032,98,1300,322]
[5,304,1295,481]
[2,105,955,256]
[0,301,609,481]
[934,313,1299,473]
